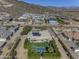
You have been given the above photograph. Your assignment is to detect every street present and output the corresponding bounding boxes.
[48,28,70,59]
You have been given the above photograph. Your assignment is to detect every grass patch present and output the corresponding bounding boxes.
[24,39,31,49]
[56,18,65,24]
[21,26,32,35]
[43,40,61,59]
[44,18,48,24]
[43,52,54,58]
[28,51,40,59]
[34,26,47,30]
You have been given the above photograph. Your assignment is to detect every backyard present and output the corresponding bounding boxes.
[24,39,61,59]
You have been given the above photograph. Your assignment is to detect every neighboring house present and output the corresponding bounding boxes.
[9,25,19,33]
[0,25,19,40]
[61,31,79,58]
[0,28,10,49]
[3,30,13,40]
[33,15,45,24]
[0,12,11,21]
[0,29,13,40]
[74,44,79,53]
[48,18,59,25]
[17,13,32,22]
[0,25,20,50]
[0,36,7,49]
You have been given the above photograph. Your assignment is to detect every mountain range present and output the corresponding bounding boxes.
[0,0,79,18]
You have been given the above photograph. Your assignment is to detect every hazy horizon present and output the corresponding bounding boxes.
[21,0,79,7]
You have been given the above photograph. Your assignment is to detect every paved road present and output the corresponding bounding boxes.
[3,21,79,29]
[58,34,78,59]
[48,29,70,59]
[55,38,70,59]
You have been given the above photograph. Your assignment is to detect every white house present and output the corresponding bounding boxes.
[48,18,59,25]
[27,30,52,43]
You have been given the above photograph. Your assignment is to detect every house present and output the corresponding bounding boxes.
[3,30,13,40]
[62,31,79,55]
[0,30,13,40]
[63,31,79,41]
[17,13,32,22]
[0,25,20,50]
[48,18,59,25]
[0,12,11,21]
[0,40,6,50]
[27,29,53,55]
[33,15,45,24]
[0,25,19,40]
[0,28,10,49]
[74,44,79,53]
[27,30,52,43]
[9,25,19,33]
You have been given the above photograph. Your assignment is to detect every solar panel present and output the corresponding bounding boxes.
[32,32,41,36]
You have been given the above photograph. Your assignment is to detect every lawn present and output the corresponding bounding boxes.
[24,41,41,59]
[31,42,49,48]
[28,51,40,59]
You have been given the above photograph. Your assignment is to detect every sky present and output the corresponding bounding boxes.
[22,0,79,7]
